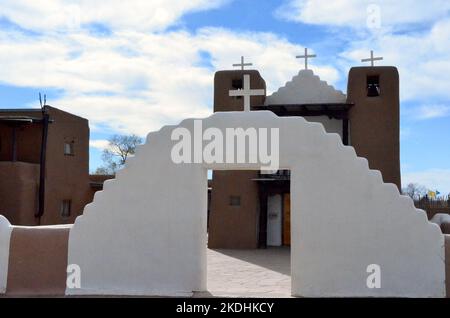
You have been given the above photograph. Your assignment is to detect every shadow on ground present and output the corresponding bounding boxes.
[202,247,291,298]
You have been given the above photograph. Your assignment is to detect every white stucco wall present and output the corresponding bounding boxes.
[67,150,207,296]
[265,69,346,105]
[67,111,445,297]
[431,213,450,226]
[0,215,12,294]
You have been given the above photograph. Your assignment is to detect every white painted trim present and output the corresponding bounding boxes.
[0,216,12,294]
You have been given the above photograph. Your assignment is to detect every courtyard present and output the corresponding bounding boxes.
[194,247,291,298]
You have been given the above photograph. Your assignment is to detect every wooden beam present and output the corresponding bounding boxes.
[252,103,353,120]
[343,118,349,146]
[11,126,17,162]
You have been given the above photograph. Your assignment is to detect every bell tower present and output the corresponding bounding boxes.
[213,70,266,112]
[347,66,401,189]
[209,60,267,249]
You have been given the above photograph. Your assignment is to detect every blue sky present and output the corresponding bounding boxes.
[0,0,449,193]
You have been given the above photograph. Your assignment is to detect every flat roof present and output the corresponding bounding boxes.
[0,115,53,124]
[0,106,89,122]
[0,108,43,113]
[0,115,40,124]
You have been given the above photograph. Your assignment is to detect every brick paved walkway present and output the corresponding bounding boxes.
[194,247,291,298]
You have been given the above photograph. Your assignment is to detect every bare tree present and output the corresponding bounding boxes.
[95,134,143,174]
[402,183,427,199]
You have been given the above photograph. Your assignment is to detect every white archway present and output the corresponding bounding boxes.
[67,111,445,297]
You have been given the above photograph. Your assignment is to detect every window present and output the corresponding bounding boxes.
[231,79,243,99]
[61,200,71,218]
[232,79,243,89]
[229,196,241,206]
[64,141,74,155]
[367,75,380,97]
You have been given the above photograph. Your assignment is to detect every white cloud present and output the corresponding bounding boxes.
[414,104,450,120]
[0,29,216,135]
[89,139,110,151]
[339,18,450,101]
[0,25,341,136]
[276,2,450,102]
[196,28,341,93]
[0,0,229,32]
[402,169,450,195]
[276,0,450,29]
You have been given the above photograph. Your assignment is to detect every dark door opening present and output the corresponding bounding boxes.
[256,170,291,248]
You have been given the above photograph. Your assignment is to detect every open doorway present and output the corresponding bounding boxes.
[203,169,291,297]
[267,193,291,247]
[257,170,291,248]
[207,169,291,249]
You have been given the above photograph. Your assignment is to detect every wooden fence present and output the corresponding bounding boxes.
[413,196,450,219]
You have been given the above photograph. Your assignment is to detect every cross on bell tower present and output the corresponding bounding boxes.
[361,50,383,67]
[296,48,316,70]
[232,56,253,70]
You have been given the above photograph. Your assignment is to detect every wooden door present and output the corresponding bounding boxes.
[283,193,291,246]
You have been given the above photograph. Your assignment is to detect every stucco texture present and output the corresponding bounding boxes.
[67,111,445,297]
[6,225,71,296]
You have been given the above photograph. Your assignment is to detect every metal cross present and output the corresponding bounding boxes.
[361,50,383,66]
[229,74,265,112]
[232,56,253,70]
[296,48,316,70]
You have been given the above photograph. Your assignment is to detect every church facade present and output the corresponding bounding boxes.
[208,65,401,249]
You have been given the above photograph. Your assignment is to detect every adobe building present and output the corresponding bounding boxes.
[0,59,449,299]
[208,65,401,249]
[0,106,105,226]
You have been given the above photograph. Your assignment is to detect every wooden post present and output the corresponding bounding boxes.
[37,109,50,218]
[258,186,268,249]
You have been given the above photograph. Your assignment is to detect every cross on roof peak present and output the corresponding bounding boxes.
[296,48,316,70]
[232,56,253,70]
[361,50,383,67]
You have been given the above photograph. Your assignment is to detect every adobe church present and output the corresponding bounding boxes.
[1,51,446,298]
[208,52,401,249]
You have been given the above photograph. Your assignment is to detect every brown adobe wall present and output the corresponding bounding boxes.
[40,107,91,225]
[209,70,266,248]
[85,174,115,204]
[0,162,39,226]
[214,70,266,112]
[347,67,401,190]
[6,225,71,296]
[0,123,42,163]
[208,170,260,249]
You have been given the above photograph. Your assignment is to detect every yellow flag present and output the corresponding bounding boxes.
[428,191,436,199]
